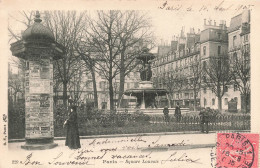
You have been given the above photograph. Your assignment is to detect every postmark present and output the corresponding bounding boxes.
[216,133,259,168]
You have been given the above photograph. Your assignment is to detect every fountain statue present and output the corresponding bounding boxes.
[122,48,169,110]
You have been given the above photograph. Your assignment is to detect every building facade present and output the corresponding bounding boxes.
[151,27,201,109]
[151,10,250,112]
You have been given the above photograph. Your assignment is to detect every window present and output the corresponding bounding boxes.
[218,46,221,55]
[26,61,30,70]
[99,82,102,89]
[190,93,193,98]
[244,35,248,42]
[212,98,215,106]
[234,97,238,102]
[203,88,207,94]
[212,87,215,93]
[134,82,138,88]
[233,35,237,47]
[217,33,221,40]
[203,46,206,55]
[185,93,189,99]
[204,98,207,106]
[224,86,228,92]
[234,84,238,91]
[233,53,237,62]
[203,61,207,69]
[224,98,228,105]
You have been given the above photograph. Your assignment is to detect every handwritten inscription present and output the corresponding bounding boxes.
[158,0,254,12]
[20,153,43,165]
[11,136,204,166]
[111,152,152,159]
[88,136,147,146]
[161,152,201,164]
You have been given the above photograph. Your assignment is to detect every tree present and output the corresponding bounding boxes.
[8,11,35,42]
[68,68,87,105]
[75,41,100,109]
[161,73,177,106]
[187,59,202,111]
[8,68,24,104]
[81,11,154,110]
[43,11,86,108]
[203,55,232,111]
[83,11,124,110]
[231,46,250,113]
[8,11,35,106]
[116,11,154,106]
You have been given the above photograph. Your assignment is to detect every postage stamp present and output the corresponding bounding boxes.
[216,133,259,168]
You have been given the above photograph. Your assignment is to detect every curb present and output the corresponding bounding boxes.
[8,130,250,143]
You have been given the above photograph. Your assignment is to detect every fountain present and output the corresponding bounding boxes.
[120,48,170,113]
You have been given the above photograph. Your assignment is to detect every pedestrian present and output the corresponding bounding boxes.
[175,102,181,122]
[199,107,210,133]
[64,105,81,149]
[163,106,170,124]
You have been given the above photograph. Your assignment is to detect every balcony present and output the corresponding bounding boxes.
[229,46,241,52]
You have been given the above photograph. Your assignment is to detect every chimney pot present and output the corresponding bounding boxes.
[209,19,212,25]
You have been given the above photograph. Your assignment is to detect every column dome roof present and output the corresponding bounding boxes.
[22,11,55,41]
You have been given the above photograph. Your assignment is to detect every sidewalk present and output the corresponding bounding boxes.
[9,132,218,151]
[7,132,250,168]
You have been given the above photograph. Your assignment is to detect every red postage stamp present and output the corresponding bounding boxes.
[217,133,259,168]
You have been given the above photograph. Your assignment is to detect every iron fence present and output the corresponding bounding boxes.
[54,113,250,137]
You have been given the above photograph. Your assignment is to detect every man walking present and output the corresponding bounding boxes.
[199,108,210,133]
[175,102,181,122]
[163,106,170,124]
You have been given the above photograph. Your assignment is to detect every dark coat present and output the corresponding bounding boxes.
[163,107,169,115]
[175,105,181,116]
[199,110,210,122]
[65,111,81,149]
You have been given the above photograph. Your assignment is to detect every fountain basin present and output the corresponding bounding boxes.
[124,88,168,97]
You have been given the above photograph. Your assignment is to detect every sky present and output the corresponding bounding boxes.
[8,7,243,71]
[149,9,238,46]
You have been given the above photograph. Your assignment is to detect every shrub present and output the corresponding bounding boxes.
[98,110,131,128]
[131,110,150,124]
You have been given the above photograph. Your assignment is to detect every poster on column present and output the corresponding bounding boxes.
[30,62,40,78]
[30,80,50,94]
[25,122,52,138]
[40,59,50,79]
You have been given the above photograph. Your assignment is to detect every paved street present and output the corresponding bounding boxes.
[7,133,217,168]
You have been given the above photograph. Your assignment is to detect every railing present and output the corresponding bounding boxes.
[54,113,250,137]
[149,114,250,131]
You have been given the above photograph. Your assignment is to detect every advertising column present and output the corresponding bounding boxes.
[22,57,57,149]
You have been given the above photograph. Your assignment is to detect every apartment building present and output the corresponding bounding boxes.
[151,10,250,111]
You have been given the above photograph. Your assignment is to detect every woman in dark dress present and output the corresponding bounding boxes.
[64,106,81,149]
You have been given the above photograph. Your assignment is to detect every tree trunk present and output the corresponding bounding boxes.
[109,77,114,111]
[218,96,222,112]
[54,90,57,106]
[13,92,17,105]
[90,67,98,109]
[193,91,197,112]
[63,81,68,108]
[242,93,250,113]
[245,93,250,113]
[118,71,125,108]
[118,49,126,108]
